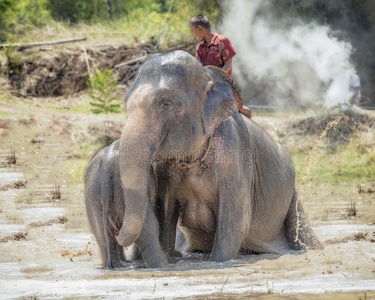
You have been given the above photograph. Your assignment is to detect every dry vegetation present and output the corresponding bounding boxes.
[61,242,95,260]
[28,216,66,228]
[1,43,158,98]
[0,232,28,243]
[0,179,27,191]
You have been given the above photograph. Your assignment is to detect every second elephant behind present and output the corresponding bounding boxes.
[85,140,168,269]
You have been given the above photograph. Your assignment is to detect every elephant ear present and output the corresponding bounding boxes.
[203,66,240,137]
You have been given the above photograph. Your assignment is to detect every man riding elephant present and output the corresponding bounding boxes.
[114,50,322,265]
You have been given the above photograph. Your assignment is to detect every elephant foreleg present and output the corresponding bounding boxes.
[161,195,182,257]
[135,203,169,268]
[210,185,250,262]
[167,202,182,257]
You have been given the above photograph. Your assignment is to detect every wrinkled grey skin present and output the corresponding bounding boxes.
[116,50,322,263]
[84,140,168,269]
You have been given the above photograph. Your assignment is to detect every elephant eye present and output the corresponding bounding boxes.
[159,98,173,110]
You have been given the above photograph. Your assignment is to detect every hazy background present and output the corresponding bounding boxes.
[222,0,359,108]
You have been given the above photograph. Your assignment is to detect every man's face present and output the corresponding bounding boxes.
[190,24,205,42]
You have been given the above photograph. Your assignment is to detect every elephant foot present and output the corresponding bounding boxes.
[104,258,125,270]
[107,262,115,270]
[121,260,131,267]
[169,250,183,258]
[167,255,178,264]
[101,264,115,270]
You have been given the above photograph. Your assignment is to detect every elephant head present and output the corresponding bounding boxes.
[116,50,239,247]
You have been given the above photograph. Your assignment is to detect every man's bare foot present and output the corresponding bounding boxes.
[239,106,252,119]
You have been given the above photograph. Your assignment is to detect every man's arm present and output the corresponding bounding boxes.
[222,58,232,74]
[220,37,235,74]
[220,37,252,119]
[195,44,203,64]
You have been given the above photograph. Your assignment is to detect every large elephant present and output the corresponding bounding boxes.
[115,50,322,263]
[84,140,168,268]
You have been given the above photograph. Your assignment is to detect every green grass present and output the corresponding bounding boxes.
[0,111,11,119]
[44,98,125,117]
[44,103,93,115]
[68,104,95,114]
[0,93,15,104]
[72,138,109,160]
[0,106,31,120]
[291,132,375,185]
[65,104,126,119]
[65,159,88,184]
[66,138,110,184]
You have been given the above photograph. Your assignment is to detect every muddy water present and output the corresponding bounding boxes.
[1,115,375,299]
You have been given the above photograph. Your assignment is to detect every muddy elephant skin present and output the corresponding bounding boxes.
[84,140,168,269]
[116,50,322,263]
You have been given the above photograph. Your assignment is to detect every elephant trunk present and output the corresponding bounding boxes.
[116,118,159,248]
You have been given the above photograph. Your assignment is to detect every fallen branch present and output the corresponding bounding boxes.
[119,72,137,85]
[0,37,87,49]
[81,46,91,74]
[165,40,196,52]
[115,41,197,85]
[114,50,147,69]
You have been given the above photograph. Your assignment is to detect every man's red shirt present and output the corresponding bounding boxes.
[195,33,236,77]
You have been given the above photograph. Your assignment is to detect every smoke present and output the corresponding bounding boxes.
[221,0,355,108]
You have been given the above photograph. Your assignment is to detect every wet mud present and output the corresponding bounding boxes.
[0,102,375,299]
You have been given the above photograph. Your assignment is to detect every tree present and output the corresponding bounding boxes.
[46,0,109,23]
[0,0,18,42]
[0,0,50,42]
[87,67,122,140]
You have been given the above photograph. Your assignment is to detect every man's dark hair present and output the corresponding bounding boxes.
[189,15,211,29]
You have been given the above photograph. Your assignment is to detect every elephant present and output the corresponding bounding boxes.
[84,139,168,269]
[115,50,322,264]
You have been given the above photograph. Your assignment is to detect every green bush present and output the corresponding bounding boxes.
[0,0,18,42]
[87,66,121,138]
[45,0,168,23]
[0,0,50,42]
[87,66,121,115]
[46,0,109,23]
